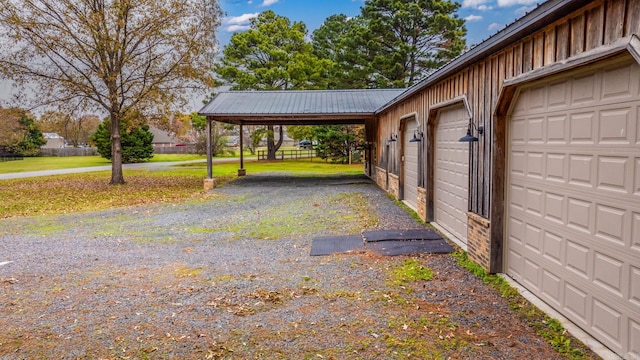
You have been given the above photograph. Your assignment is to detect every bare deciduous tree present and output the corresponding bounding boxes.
[0,0,222,183]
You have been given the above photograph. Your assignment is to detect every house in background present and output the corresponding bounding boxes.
[148,125,178,148]
[200,0,640,358]
[41,133,65,149]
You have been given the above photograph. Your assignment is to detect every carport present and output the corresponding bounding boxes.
[198,89,404,187]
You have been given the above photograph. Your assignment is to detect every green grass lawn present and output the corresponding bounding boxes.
[0,158,364,218]
[0,154,209,174]
[0,149,315,174]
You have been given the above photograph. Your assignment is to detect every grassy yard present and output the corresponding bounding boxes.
[0,154,210,174]
[0,149,313,174]
[0,159,363,218]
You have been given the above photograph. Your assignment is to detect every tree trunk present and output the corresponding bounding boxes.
[110,113,125,185]
[266,125,284,160]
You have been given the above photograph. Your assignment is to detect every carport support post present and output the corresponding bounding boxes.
[204,117,216,190]
[238,122,246,176]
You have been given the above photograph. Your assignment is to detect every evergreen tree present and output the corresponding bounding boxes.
[91,119,154,164]
[216,10,333,160]
[13,115,46,156]
[361,0,466,87]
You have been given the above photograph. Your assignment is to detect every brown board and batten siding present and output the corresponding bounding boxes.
[377,0,639,220]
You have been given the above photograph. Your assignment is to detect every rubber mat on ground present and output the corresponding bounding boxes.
[366,239,453,256]
[310,235,364,256]
[362,229,442,242]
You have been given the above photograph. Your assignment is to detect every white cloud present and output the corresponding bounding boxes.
[514,5,536,16]
[260,0,278,6]
[464,15,483,22]
[226,25,252,32]
[224,12,259,33]
[477,5,494,10]
[488,23,501,31]
[497,0,537,7]
[225,13,259,25]
[462,0,490,9]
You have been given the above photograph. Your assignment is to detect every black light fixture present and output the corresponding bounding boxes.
[459,121,484,142]
[409,130,424,143]
[388,133,398,143]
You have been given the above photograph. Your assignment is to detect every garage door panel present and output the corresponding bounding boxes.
[629,320,640,358]
[507,248,524,276]
[592,299,623,348]
[507,58,640,356]
[594,204,626,244]
[568,154,595,187]
[633,213,640,250]
[597,156,629,192]
[594,251,624,296]
[631,266,640,307]
[524,223,542,253]
[435,104,469,244]
[634,158,640,194]
[547,114,568,142]
[599,108,632,144]
[571,73,598,105]
[403,119,418,209]
[564,282,589,323]
[602,63,633,100]
[542,269,562,306]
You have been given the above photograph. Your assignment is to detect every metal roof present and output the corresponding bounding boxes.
[199,89,405,125]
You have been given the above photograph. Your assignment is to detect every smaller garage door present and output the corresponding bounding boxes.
[403,118,419,209]
[435,104,469,244]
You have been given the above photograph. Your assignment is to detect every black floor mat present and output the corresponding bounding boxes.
[310,229,453,256]
[366,239,453,256]
[310,235,364,256]
[362,229,442,242]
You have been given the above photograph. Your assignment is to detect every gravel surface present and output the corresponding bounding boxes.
[0,174,593,359]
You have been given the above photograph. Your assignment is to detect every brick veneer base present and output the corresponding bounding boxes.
[466,212,491,272]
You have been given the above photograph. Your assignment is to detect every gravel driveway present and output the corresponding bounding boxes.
[0,174,587,359]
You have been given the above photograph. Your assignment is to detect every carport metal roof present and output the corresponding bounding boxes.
[199,89,405,125]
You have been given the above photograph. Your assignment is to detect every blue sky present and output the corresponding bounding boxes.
[217,0,541,49]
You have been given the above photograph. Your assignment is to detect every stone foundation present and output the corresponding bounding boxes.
[388,173,399,199]
[417,187,427,222]
[466,212,491,272]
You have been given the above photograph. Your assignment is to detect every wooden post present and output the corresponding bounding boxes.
[204,117,216,190]
[238,122,246,176]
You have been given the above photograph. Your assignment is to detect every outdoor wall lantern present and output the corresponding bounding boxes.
[409,130,424,143]
[388,133,398,143]
[459,121,484,142]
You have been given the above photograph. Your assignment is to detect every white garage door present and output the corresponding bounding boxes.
[435,104,469,245]
[506,57,640,357]
[403,118,419,209]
